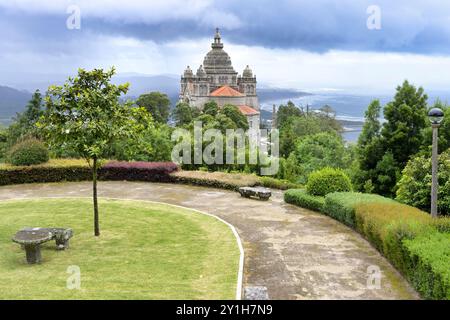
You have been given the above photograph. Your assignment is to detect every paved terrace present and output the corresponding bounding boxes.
[0,181,419,300]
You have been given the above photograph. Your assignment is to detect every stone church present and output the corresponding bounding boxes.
[180,29,260,131]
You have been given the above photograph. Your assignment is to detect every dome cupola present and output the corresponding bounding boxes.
[203,28,237,75]
[243,65,253,78]
[183,66,193,78]
[196,65,207,77]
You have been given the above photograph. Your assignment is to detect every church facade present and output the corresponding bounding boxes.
[179,29,260,131]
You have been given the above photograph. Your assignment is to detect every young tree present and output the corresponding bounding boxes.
[136,92,171,123]
[38,68,151,236]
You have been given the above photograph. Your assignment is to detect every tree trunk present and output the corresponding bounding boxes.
[93,157,100,236]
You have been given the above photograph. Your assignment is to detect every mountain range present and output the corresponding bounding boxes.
[0,74,309,125]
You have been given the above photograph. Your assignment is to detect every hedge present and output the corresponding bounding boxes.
[170,170,260,190]
[284,189,324,212]
[101,161,178,182]
[0,159,179,185]
[322,192,395,228]
[403,232,450,300]
[285,191,450,299]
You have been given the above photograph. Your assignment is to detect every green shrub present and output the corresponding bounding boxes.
[259,176,302,190]
[403,232,450,300]
[396,149,450,215]
[284,189,325,211]
[170,170,260,190]
[322,192,394,227]
[7,138,49,166]
[306,167,352,197]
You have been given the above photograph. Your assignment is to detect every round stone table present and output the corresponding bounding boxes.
[12,229,53,264]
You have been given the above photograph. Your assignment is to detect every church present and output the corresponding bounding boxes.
[179,29,260,131]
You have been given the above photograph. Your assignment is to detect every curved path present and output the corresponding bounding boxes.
[0,182,419,300]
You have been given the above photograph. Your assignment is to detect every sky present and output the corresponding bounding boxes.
[1,0,450,94]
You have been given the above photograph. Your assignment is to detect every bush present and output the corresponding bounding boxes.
[100,161,178,182]
[7,138,49,166]
[170,170,260,190]
[354,201,450,299]
[284,189,325,212]
[322,192,395,227]
[0,159,91,185]
[396,149,450,215]
[259,176,302,190]
[306,167,352,197]
[403,232,450,300]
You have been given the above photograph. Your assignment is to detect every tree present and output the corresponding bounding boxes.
[172,102,197,126]
[381,80,428,168]
[358,99,381,148]
[7,90,44,146]
[293,131,347,183]
[221,104,249,130]
[276,101,302,129]
[203,101,219,117]
[136,92,170,123]
[38,67,151,236]
[396,149,450,215]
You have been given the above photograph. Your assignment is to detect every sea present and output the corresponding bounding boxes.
[260,90,450,143]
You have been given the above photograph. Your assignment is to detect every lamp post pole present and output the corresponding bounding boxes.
[431,123,439,218]
[428,107,444,218]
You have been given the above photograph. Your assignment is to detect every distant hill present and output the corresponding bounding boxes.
[0,86,32,124]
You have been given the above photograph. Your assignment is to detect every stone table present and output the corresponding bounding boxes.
[12,229,53,264]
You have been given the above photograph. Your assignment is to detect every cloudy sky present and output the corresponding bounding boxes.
[1,0,450,94]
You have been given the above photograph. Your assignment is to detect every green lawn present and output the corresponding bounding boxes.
[0,198,240,299]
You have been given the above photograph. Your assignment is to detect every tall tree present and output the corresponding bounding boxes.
[136,92,170,123]
[7,90,43,146]
[172,102,198,127]
[203,101,219,117]
[221,105,249,130]
[38,68,151,236]
[276,101,302,129]
[381,80,428,167]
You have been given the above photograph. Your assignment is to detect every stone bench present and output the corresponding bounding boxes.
[238,187,272,200]
[12,227,73,264]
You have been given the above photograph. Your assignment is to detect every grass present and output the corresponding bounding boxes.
[0,198,240,300]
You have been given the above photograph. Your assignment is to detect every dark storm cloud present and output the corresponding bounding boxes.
[1,0,450,54]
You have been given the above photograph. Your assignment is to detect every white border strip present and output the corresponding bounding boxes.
[0,196,245,300]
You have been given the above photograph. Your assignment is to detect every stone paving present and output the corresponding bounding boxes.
[0,181,419,300]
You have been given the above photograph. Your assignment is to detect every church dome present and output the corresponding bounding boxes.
[196,65,207,77]
[243,65,253,78]
[203,28,236,75]
[183,66,193,78]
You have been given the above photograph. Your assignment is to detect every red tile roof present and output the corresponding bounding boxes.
[238,105,260,115]
[210,85,244,97]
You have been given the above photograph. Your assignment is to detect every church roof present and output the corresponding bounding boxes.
[210,85,244,97]
[238,105,260,115]
[203,28,237,75]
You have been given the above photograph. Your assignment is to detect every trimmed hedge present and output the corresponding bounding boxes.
[403,232,450,300]
[0,159,91,185]
[259,176,302,190]
[0,160,179,185]
[170,170,260,190]
[100,161,178,182]
[284,189,324,212]
[306,167,352,197]
[322,192,395,227]
[285,191,450,299]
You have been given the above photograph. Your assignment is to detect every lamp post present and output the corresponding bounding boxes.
[428,108,444,218]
